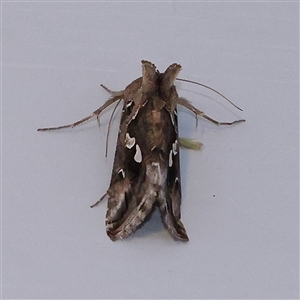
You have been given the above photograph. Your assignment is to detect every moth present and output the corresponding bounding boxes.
[38,60,245,241]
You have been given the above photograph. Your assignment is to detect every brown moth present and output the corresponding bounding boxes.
[38,60,245,241]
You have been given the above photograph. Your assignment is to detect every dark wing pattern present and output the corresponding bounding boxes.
[105,61,188,241]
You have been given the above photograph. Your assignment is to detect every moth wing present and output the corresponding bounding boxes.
[105,85,156,240]
[158,108,189,241]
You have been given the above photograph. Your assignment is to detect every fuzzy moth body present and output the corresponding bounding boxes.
[38,60,245,241]
[105,61,187,240]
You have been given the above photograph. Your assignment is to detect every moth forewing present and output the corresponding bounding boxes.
[37,60,245,242]
[104,61,189,241]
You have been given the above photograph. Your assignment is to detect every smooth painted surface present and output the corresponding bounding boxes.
[2,2,298,299]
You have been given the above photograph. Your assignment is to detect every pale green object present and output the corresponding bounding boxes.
[178,138,203,150]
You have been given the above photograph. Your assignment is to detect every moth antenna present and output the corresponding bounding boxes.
[105,98,123,157]
[176,78,243,111]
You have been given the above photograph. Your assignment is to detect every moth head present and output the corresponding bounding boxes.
[162,63,182,90]
[140,61,181,111]
[141,60,157,92]
[161,63,181,110]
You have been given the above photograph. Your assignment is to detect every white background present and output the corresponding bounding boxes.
[2,1,299,299]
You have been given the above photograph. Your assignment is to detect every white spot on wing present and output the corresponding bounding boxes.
[170,113,175,126]
[126,100,133,107]
[131,107,139,120]
[125,133,135,149]
[134,144,142,163]
[118,169,125,178]
[172,140,178,155]
[146,161,166,186]
[169,150,173,167]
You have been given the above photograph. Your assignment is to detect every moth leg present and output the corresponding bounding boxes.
[178,97,245,126]
[90,193,107,208]
[37,95,123,131]
[100,84,124,97]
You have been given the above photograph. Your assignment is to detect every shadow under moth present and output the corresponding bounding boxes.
[38,60,245,241]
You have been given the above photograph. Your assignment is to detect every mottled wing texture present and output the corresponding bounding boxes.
[105,61,188,241]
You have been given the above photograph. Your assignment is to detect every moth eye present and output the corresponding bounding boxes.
[125,133,136,149]
[134,144,142,163]
[118,169,125,178]
[169,150,173,167]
